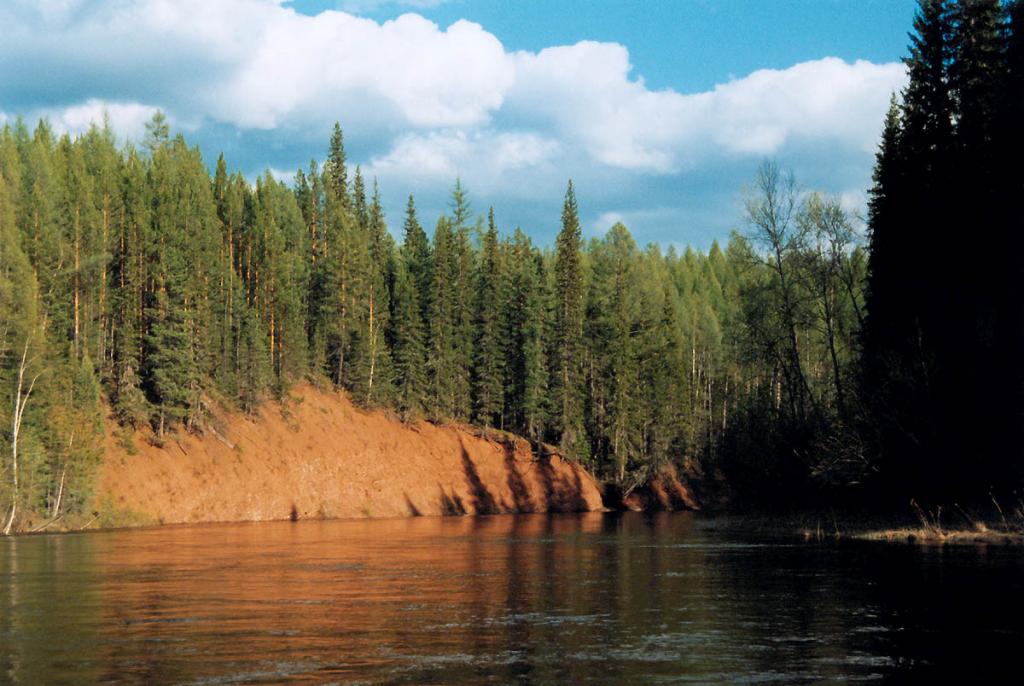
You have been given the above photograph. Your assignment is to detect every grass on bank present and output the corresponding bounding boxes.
[851,498,1024,544]
[789,497,1024,545]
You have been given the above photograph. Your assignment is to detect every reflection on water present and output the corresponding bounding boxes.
[2,512,1023,684]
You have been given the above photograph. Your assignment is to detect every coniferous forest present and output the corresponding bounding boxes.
[2,0,1023,531]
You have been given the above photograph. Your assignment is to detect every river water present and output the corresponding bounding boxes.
[2,512,1022,684]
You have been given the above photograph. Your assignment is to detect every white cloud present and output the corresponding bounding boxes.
[592,211,628,237]
[838,189,870,228]
[1,99,161,143]
[0,0,906,246]
[334,0,452,13]
[211,10,513,130]
[590,207,692,239]
[507,47,904,172]
[45,99,160,141]
[0,0,905,175]
[365,129,560,194]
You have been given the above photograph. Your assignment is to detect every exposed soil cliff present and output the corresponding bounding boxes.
[97,384,603,526]
[619,466,701,512]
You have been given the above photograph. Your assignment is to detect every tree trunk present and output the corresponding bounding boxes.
[4,340,39,536]
[366,292,376,404]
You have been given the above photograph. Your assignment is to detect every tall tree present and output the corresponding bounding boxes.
[505,229,550,443]
[325,122,349,209]
[472,208,507,426]
[552,181,586,458]
[401,194,432,330]
[391,256,427,421]
[428,216,456,418]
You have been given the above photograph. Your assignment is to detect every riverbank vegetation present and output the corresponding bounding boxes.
[2,0,1022,532]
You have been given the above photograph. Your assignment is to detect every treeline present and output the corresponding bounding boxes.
[3,0,1021,530]
[862,0,1024,504]
[0,109,867,528]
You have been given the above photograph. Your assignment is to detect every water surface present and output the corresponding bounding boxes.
[2,512,1022,684]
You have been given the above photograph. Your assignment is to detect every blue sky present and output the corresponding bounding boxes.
[0,0,916,248]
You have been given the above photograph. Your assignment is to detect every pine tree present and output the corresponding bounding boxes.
[144,274,193,434]
[863,97,904,369]
[301,159,330,377]
[552,181,586,458]
[322,162,365,390]
[143,111,170,154]
[401,194,432,330]
[586,223,643,482]
[428,216,456,419]
[352,166,368,230]
[358,182,393,406]
[55,134,101,360]
[82,120,121,373]
[0,170,43,533]
[325,122,349,208]
[110,148,149,426]
[448,180,476,421]
[472,207,507,426]
[449,177,472,234]
[501,229,554,442]
[391,256,428,421]
[947,0,1014,492]
[253,173,309,389]
[645,282,687,466]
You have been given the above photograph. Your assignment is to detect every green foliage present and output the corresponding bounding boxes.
[428,216,457,419]
[8,4,1021,531]
[391,256,428,421]
[472,208,507,426]
[552,181,586,459]
[504,229,550,442]
[863,0,1024,503]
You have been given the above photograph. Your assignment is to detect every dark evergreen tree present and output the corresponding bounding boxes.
[357,182,393,406]
[109,148,149,426]
[401,194,432,330]
[428,216,456,419]
[552,181,587,458]
[472,208,507,426]
[448,181,476,421]
[325,122,349,208]
[504,231,551,444]
[144,274,193,434]
[391,256,428,421]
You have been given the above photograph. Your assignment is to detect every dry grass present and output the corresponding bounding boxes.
[853,497,1024,545]
[857,528,1024,544]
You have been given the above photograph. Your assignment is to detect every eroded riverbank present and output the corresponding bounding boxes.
[92,384,604,529]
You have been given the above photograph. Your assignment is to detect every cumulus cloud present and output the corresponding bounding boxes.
[44,99,161,140]
[0,0,905,245]
[590,208,694,239]
[334,0,453,13]
[1,99,161,142]
[0,0,905,170]
[364,129,560,196]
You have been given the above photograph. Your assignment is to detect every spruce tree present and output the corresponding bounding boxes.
[359,182,393,406]
[552,181,586,458]
[391,256,428,421]
[448,181,476,421]
[401,194,432,330]
[428,216,457,419]
[472,208,507,426]
[144,274,193,434]
[109,148,149,426]
[302,159,330,377]
[325,122,349,208]
[501,229,552,441]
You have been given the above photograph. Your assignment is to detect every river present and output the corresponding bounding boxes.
[2,512,1022,684]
